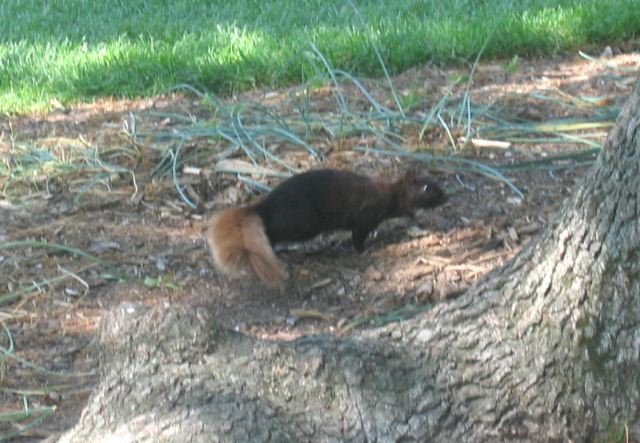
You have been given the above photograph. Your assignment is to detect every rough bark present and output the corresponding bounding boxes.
[61,81,640,443]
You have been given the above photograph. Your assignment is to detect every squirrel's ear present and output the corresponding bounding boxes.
[404,167,417,183]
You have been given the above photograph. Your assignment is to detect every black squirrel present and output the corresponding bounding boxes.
[206,168,446,286]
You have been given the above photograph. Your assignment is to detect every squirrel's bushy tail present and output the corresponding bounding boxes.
[207,207,286,286]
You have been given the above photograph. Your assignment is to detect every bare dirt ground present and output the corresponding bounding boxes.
[1,43,639,440]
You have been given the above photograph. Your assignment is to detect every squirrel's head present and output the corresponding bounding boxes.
[402,168,447,209]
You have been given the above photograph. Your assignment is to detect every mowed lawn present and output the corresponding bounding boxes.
[1,0,639,112]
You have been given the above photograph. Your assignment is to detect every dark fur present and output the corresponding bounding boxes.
[254,169,445,251]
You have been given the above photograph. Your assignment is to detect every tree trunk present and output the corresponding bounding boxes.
[60,81,640,443]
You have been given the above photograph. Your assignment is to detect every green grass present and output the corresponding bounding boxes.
[1,0,639,113]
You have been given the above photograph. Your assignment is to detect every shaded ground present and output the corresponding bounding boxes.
[1,45,639,440]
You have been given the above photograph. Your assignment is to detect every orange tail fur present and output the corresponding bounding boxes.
[206,207,287,286]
